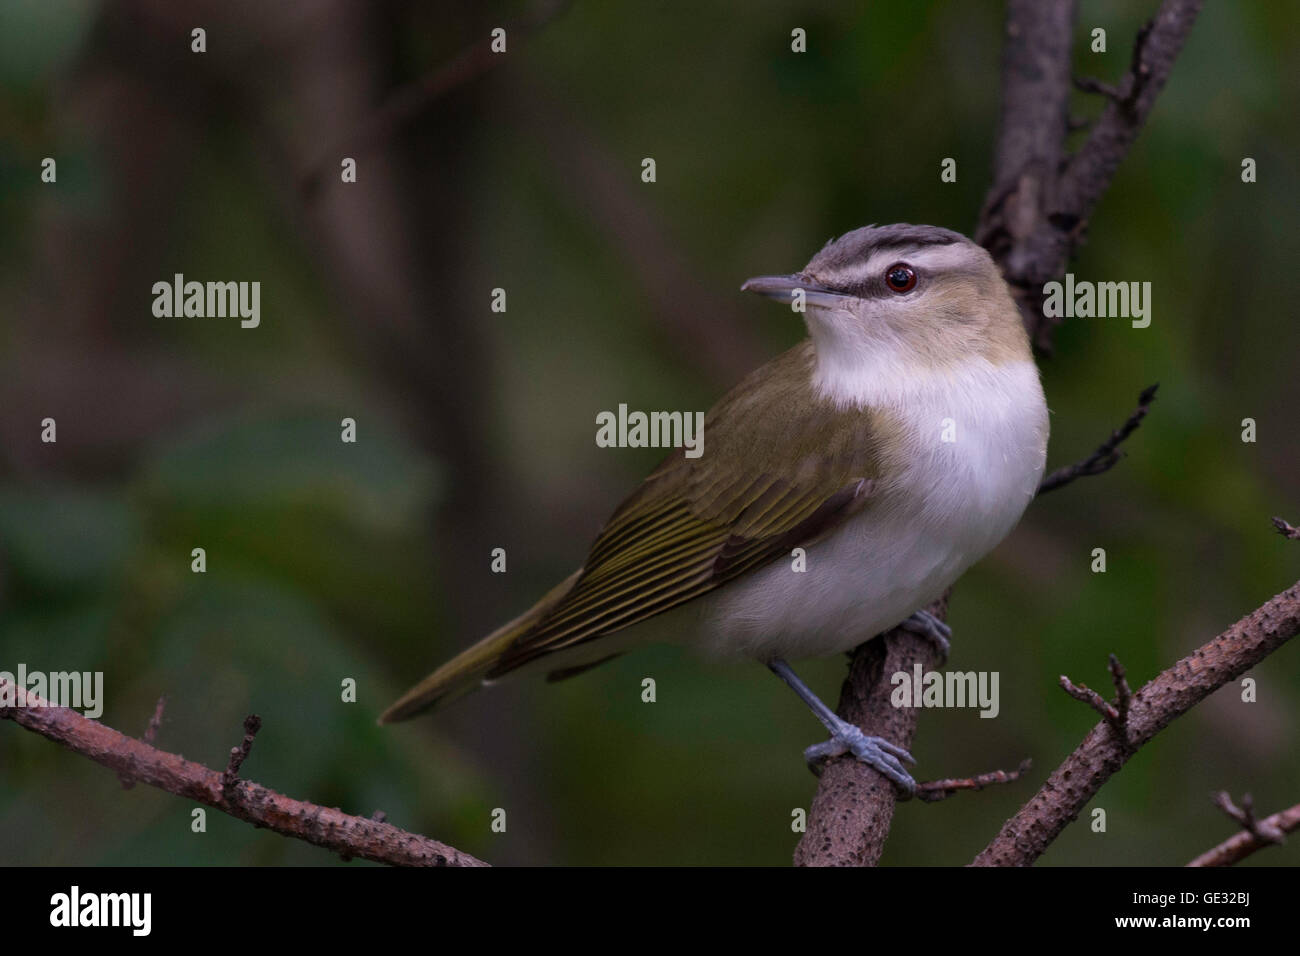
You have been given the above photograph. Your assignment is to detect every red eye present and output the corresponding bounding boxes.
[885,263,917,293]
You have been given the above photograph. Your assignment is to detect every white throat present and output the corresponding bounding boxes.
[802,307,947,409]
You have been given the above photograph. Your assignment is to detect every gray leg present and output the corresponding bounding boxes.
[767,658,916,796]
[899,609,951,662]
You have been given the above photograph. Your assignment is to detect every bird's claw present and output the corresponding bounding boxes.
[803,721,917,796]
[899,609,952,663]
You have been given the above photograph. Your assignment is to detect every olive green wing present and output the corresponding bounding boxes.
[488,343,887,677]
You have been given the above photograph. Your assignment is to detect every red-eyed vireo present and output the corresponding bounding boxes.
[382,223,1049,794]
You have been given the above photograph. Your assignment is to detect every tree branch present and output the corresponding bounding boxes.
[1209,791,1285,844]
[1188,798,1300,867]
[793,597,948,866]
[916,759,1033,804]
[971,575,1300,866]
[0,683,487,868]
[118,694,166,790]
[977,0,1204,351]
[1272,516,1300,541]
[220,714,263,803]
[974,0,1078,349]
[1058,653,1135,753]
[1055,0,1205,238]
[1037,384,1158,494]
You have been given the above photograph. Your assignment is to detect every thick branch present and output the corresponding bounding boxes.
[971,577,1300,866]
[793,596,947,866]
[975,0,1077,347]
[792,597,1028,861]
[1,684,486,868]
[977,0,1204,351]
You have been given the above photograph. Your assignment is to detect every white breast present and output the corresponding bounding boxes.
[694,357,1048,661]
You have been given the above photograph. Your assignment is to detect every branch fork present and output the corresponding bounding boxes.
[1059,654,1134,752]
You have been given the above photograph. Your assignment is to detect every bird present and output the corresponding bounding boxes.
[380,223,1049,794]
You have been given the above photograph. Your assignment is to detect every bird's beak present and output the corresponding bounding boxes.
[741,274,850,309]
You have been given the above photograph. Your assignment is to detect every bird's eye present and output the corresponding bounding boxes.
[885,263,917,294]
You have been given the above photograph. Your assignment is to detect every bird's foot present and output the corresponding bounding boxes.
[803,717,917,796]
[899,609,951,663]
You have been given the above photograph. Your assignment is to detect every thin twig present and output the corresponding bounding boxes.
[221,714,263,802]
[120,695,168,791]
[1211,791,1285,845]
[916,760,1033,804]
[1038,384,1159,494]
[1188,800,1300,867]
[143,695,166,745]
[1073,75,1125,100]
[1059,663,1134,753]
[1272,516,1300,541]
[1059,675,1120,722]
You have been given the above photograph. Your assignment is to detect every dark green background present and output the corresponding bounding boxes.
[1,0,1297,865]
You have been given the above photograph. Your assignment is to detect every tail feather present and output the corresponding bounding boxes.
[379,570,580,723]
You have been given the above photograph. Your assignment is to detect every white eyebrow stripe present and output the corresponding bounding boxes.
[815,243,970,287]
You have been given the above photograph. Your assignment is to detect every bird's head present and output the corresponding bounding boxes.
[742,224,1029,394]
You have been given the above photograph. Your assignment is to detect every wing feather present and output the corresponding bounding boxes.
[487,342,889,676]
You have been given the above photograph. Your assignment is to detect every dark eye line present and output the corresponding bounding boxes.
[824,262,927,298]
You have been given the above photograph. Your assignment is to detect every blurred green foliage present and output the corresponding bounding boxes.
[1,0,1297,866]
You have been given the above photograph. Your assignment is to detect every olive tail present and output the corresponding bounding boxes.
[378,570,580,723]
